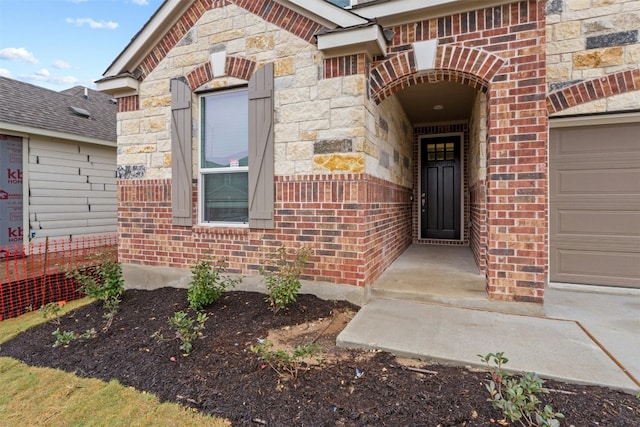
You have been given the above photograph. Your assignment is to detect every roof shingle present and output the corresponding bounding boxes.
[0,77,116,143]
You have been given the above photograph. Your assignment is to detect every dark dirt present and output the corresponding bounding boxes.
[1,288,638,426]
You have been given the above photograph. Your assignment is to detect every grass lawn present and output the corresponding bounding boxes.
[0,299,229,427]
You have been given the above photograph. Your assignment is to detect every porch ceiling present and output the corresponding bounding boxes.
[394,81,477,124]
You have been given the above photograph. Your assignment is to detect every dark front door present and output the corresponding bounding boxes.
[420,136,461,239]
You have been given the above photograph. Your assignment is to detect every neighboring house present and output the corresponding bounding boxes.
[96,0,640,303]
[0,77,117,248]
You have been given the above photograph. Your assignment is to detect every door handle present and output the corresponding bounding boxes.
[421,192,426,207]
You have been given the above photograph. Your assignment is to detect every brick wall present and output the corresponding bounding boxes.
[118,174,411,287]
[358,0,548,301]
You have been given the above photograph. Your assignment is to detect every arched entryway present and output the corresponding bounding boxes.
[368,41,549,303]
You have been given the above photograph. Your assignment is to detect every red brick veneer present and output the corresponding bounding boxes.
[117,174,411,288]
[358,0,547,302]
[187,56,258,89]
[547,69,640,114]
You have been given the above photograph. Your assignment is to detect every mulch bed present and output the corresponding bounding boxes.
[1,288,638,426]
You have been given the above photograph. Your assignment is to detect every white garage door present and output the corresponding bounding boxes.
[550,121,640,289]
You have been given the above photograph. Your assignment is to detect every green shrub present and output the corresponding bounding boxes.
[187,259,239,311]
[259,245,310,314]
[479,352,564,427]
[250,339,321,379]
[67,255,123,331]
[168,311,208,355]
[40,301,64,325]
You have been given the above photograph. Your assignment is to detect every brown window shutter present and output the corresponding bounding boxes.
[170,78,193,226]
[248,63,275,229]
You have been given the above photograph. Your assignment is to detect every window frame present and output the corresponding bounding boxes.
[197,86,250,227]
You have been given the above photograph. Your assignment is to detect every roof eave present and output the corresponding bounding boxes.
[96,75,140,97]
[276,0,368,29]
[102,0,195,79]
[0,122,117,148]
[352,0,518,26]
[317,24,387,59]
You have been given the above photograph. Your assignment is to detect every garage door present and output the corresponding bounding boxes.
[550,122,640,289]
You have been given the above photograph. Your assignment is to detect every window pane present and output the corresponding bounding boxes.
[201,90,248,168]
[202,172,249,223]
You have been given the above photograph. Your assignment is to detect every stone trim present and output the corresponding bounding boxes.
[547,69,640,114]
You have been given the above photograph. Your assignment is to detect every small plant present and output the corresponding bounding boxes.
[52,329,76,347]
[168,311,208,355]
[187,258,240,311]
[51,328,96,348]
[250,339,321,379]
[259,245,310,314]
[479,352,564,427]
[40,301,66,325]
[67,255,124,331]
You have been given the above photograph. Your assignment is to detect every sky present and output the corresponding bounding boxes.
[0,0,162,92]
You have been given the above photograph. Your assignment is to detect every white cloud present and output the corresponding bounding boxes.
[52,60,72,70]
[132,0,149,4]
[65,18,119,30]
[0,68,13,78]
[20,71,80,87]
[0,47,39,64]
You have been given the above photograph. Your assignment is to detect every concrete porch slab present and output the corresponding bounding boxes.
[337,298,639,393]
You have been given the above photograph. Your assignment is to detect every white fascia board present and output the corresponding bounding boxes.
[317,25,387,58]
[276,0,367,29]
[353,0,516,26]
[95,76,140,97]
[0,123,116,148]
[102,0,193,78]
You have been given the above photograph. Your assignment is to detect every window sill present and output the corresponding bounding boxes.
[193,225,250,237]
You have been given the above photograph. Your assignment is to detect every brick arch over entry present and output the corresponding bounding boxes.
[546,69,640,114]
[370,45,505,104]
[186,56,257,90]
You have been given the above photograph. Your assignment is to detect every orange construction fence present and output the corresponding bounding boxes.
[0,234,118,320]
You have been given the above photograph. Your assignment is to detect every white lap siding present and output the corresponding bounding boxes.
[28,138,116,241]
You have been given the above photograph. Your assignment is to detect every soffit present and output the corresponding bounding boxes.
[350,0,518,26]
[394,81,478,124]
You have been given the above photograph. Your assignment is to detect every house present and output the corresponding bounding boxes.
[0,77,118,248]
[96,0,640,303]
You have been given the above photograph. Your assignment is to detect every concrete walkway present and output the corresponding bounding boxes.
[337,246,640,393]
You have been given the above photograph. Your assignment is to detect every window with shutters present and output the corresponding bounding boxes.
[199,88,249,225]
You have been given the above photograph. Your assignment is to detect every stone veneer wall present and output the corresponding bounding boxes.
[116,3,412,186]
[114,1,414,289]
[546,0,640,114]
[468,92,488,274]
